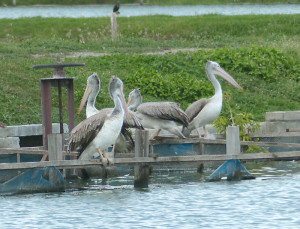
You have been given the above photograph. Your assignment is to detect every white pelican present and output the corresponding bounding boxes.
[77,73,143,153]
[78,72,100,118]
[68,76,129,162]
[182,60,242,139]
[127,89,188,138]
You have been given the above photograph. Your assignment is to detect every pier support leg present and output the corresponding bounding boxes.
[134,129,150,188]
[48,134,65,178]
[208,126,254,181]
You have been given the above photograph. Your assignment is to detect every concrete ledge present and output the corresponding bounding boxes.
[266,111,300,122]
[0,137,20,148]
[0,123,69,138]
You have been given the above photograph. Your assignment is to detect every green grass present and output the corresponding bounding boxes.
[0,14,300,125]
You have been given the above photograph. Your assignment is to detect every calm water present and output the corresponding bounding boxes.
[0,161,299,228]
[0,4,300,19]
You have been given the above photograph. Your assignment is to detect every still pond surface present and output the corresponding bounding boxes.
[0,161,299,228]
[0,4,300,19]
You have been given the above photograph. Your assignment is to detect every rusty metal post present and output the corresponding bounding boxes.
[40,80,52,150]
[67,80,75,132]
[35,62,85,150]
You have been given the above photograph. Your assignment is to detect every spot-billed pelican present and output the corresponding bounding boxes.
[68,76,129,162]
[77,73,142,153]
[182,60,242,138]
[78,72,100,118]
[127,89,188,138]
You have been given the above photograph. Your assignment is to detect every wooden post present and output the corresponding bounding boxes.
[226,126,240,155]
[48,134,63,161]
[13,0,16,5]
[111,12,118,40]
[48,134,65,177]
[134,129,150,188]
[192,141,204,173]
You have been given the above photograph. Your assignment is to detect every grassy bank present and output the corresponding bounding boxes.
[0,14,300,126]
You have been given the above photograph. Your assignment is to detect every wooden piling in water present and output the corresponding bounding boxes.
[134,129,150,188]
[48,134,63,161]
[226,126,240,155]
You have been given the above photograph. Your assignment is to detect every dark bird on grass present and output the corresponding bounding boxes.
[113,0,120,14]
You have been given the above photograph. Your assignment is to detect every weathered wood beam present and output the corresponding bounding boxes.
[1,151,300,171]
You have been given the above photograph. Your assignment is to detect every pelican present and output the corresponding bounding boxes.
[68,76,129,162]
[127,89,188,138]
[78,72,100,118]
[182,60,242,139]
[77,73,142,153]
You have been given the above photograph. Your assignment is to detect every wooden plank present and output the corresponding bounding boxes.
[150,137,300,148]
[40,154,48,161]
[0,148,47,155]
[1,151,300,171]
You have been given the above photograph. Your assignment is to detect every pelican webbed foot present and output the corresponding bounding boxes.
[98,149,114,166]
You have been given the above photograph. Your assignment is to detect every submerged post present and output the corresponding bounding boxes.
[134,129,150,188]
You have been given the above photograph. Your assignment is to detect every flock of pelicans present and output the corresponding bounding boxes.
[0,60,242,164]
[67,60,242,164]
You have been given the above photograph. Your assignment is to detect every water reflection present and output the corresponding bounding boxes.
[0,4,300,19]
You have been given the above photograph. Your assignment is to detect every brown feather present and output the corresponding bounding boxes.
[68,109,109,154]
[185,98,209,122]
[137,102,189,126]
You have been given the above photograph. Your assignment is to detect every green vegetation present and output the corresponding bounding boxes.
[1,0,300,6]
[0,14,300,126]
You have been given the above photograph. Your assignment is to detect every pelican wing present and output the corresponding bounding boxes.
[185,98,209,122]
[68,109,109,153]
[101,108,143,129]
[137,102,189,126]
[124,111,144,129]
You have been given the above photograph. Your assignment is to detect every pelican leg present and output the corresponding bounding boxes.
[203,125,216,140]
[98,148,109,166]
[196,128,202,139]
[151,129,161,140]
[168,128,186,139]
[203,125,208,138]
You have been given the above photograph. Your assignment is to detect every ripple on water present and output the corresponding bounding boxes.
[0,161,299,228]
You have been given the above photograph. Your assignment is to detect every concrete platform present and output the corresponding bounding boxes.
[0,123,69,148]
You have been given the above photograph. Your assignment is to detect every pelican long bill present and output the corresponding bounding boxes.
[78,82,93,114]
[214,67,242,90]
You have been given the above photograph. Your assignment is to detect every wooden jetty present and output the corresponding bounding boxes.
[1,126,300,188]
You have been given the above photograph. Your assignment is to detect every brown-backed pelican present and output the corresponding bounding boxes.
[127,89,188,138]
[68,76,129,162]
[182,60,242,138]
[77,73,142,154]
